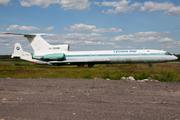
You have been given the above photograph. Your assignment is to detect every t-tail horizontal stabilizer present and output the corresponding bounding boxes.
[4,33,70,52]
[4,33,50,51]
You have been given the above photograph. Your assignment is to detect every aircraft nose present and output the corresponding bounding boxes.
[173,55,178,60]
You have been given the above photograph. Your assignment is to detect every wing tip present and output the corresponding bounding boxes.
[3,32,9,34]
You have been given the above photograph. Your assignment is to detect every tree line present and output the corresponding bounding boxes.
[0,55,24,61]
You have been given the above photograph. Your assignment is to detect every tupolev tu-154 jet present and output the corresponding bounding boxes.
[4,33,178,67]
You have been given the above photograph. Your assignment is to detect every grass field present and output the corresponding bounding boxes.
[0,62,180,82]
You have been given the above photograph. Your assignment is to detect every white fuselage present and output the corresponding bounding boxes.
[8,33,177,66]
[33,49,177,64]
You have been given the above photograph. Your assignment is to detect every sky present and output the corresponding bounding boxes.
[0,0,180,55]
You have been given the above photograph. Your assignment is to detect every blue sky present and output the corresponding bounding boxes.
[0,0,180,55]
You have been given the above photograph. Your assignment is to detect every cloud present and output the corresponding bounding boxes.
[131,2,142,8]
[175,41,180,46]
[20,0,91,10]
[164,6,180,16]
[85,41,105,45]
[56,33,108,41]
[59,0,91,10]
[6,25,39,31]
[64,24,123,33]
[140,1,174,12]
[43,26,54,31]
[20,0,59,8]
[106,42,115,45]
[156,37,174,43]
[6,25,54,31]
[20,1,31,7]
[100,1,179,16]
[92,1,101,7]
[101,0,142,14]
[161,41,180,48]
[111,31,174,43]
[139,1,180,16]
[0,0,11,6]
[115,46,132,49]
[84,41,115,46]
[46,33,116,47]
[102,0,130,7]
[45,33,109,47]
[161,45,175,48]
[134,31,172,37]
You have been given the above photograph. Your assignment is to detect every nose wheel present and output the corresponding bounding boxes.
[148,63,153,67]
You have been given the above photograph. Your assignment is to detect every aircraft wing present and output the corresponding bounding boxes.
[4,33,48,36]
[49,59,110,65]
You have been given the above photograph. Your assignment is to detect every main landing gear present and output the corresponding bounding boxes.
[88,64,94,67]
[77,64,94,67]
[77,64,85,67]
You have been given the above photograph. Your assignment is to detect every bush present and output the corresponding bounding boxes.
[134,72,151,80]
[101,72,110,79]
[83,74,92,79]
[159,71,176,82]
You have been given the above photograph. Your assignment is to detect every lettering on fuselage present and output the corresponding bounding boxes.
[22,54,30,56]
[113,50,137,53]
[49,47,60,50]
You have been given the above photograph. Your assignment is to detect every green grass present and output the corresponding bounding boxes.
[0,62,180,82]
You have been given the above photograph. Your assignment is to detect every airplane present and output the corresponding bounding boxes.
[4,33,178,67]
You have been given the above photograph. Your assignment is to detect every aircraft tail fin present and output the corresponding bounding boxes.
[25,34,50,51]
[5,33,51,51]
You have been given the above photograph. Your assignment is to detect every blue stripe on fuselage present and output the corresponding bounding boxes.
[65,53,168,57]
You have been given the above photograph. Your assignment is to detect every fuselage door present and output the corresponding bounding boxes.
[116,53,120,63]
[139,52,142,61]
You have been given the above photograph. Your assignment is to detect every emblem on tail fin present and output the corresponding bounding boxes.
[16,46,20,50]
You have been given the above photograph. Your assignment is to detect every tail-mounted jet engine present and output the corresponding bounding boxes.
[32,53,66,61]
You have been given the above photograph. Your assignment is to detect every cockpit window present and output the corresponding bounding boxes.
[165,52,172,55]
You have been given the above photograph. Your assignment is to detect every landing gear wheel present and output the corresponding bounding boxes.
[88,64,94,67]
[77,64,85,67]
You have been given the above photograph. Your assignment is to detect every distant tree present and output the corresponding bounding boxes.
[174,54,180,61]
[0,55,24,61]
